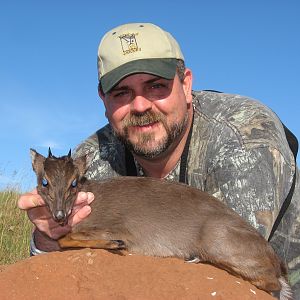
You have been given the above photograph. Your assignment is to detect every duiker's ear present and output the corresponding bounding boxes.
[73,154,91,177]
[30,148,46,174]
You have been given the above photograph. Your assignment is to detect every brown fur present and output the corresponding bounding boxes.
[30,149,292,299]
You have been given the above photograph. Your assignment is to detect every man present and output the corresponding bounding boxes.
[18,23,299,296]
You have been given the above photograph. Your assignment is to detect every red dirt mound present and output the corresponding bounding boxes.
[0,249,275,300]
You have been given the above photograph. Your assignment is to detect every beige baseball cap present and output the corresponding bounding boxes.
[97,23,184,94]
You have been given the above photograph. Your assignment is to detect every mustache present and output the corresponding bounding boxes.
[122,111,165,127]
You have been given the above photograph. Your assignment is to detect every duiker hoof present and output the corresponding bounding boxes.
[185,257,201,264]
[112,240,126,249]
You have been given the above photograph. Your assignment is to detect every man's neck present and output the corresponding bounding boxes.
[134,110,194,179]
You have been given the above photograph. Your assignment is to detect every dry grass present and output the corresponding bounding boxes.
[0,189,33,265]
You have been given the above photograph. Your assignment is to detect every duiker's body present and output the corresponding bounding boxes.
[30,149,292,299]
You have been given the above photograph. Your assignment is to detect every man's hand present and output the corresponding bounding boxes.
[18,189,94,252]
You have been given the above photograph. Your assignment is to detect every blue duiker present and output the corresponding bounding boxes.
[30,148,292,300]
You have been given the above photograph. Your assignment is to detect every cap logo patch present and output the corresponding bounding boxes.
[119,33,141,55]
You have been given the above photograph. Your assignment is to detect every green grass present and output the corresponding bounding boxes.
[0,190,33,265]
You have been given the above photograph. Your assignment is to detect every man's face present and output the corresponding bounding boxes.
[100,70,193,159]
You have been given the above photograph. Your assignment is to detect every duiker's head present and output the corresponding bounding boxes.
[30,148,88,225]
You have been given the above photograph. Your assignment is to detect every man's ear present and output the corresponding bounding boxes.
[30,148,46,174]
[98,84,105,100]
[182,68,193,104]
[98,84,109,119]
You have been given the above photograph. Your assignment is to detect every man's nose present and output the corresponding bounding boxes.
[131,95,152,113]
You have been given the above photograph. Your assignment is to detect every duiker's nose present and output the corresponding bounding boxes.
[53,210,67,224]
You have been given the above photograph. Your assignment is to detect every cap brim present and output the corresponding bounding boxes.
[101,58,178,94]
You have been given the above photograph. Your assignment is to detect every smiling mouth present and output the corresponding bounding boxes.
[130,122,159,132]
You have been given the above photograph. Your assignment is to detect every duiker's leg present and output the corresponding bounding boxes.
[58,232,126,249]
[214,259,282,293]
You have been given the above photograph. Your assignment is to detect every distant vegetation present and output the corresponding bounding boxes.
[0,189,33,264]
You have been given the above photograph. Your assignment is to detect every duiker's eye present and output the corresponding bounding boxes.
[42,178,48,187]
[71,179,77,188]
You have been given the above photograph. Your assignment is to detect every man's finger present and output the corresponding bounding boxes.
[75,192,95,205]
[18,190,46,210]
[68,205,92,227]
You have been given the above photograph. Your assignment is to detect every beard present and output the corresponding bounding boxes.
[113,111,189,159]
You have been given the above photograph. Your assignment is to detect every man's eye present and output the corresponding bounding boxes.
[151,83,165,89]
[42,178,48,187]
[114,91,130,97]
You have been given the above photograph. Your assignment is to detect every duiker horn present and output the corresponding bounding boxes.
[48,147,53,158]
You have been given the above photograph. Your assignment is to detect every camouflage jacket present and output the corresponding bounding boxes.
[74,90,300,295]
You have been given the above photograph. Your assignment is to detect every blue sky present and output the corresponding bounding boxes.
[0,1,299,191]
